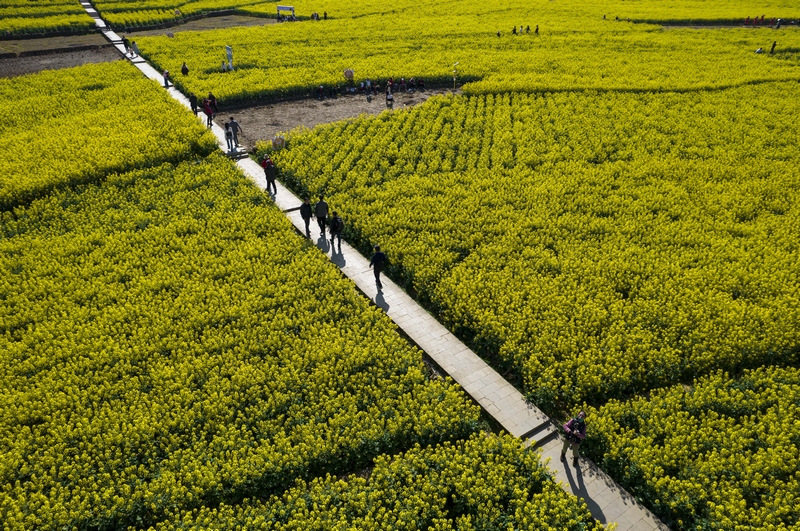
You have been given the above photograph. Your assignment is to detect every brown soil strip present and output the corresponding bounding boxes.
[119,14,276,37]
[223,88,457,151]
[0,48,123,78]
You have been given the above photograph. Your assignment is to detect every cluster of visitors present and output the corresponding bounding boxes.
[745,15,793,26]
[187,92,217,127]
[499,24,537,36]
[310,12,327,20]
[223,117,242,152]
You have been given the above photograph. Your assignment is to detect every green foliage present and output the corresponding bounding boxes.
[0,155,481,531]
[585,367,800,530]
[0,61,218,210]
[271,85,800,411]
[154,433,607,531]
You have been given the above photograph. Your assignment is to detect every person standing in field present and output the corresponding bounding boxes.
[300,197,313,237]
[771,41,777,54]
[315,195,329,237]
[369,245,387,291]
[188,93,198,116]
[561,411,587,466]
[181,62,189,76]
[329,211,343,250]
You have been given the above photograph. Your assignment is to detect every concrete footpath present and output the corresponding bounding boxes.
[80,3,670,527]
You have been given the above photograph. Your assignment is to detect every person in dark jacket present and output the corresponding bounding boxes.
[188,93,198,116]
[369,245,387,290]
[315,195,329,237]
[329,212,343,249]
[300,197,312,237]
[561,411,587,466]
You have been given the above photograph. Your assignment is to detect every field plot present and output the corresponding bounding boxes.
[0,0,95,37]
[0,61,218,210]
[272,83,800,412]
[0,154,481,530]
[156,434,605,531]
[134,0,800,105]
[585,366,800,530]
[92,0,278,29]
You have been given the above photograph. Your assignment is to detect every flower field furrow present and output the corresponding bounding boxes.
[0,154,481,531]
[152,434,607,531]
[0,0,94,36]
[0,61,218,210]
[584,366,800,530]
[271,84,800,411]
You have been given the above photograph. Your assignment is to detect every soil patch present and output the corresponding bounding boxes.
[219,88,458,151]
[120,14,276,37]
[0,48,122,78]
[0,33,109,56]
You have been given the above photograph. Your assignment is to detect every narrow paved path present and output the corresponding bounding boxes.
[80,5,670,528]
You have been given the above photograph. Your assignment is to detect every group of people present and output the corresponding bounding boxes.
[499,24,537,36]
[310,12,327,20]
[299,195,387,288]
[187,92,218,127]
[745,15,789,26]
[223,117,243,152]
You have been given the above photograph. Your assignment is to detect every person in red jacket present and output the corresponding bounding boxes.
[560,411,587,466]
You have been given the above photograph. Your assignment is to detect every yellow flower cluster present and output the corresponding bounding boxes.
[133,0,800,105]
[585,366,800,530]
[271,85,800,412]
[0,0,94,36]
[0,61,218,210]
[152,434,608,531]
[0,154,481,531]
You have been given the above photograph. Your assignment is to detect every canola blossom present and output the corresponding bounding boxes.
[134,0,800,105]
[271,85,800,412]
[0,0,94,36]
[0,155,481,530]
[155,434,607,531]
[585,367,800,530]
[0,61,218,210]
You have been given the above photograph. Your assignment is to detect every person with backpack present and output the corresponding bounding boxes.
[300,197,313,237]
[224,122,234,152]
[369,245,387,291]
[329,212,343,249]
[560,411,587,466]
[314,195,329,237]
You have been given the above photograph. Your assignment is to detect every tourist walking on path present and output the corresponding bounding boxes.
[224,122,234,152]
[189,93,198,116]
[162,69,170,88]
[329,212,343,250]
[561,411,587,466]
[369,245,387,290]
[315,195,329,237]
[228,117,242,147]
[208,93,218,115]
[202,98,213,127]
[131,41,140,57]
[263,158,277,194]
[300,197,313,237]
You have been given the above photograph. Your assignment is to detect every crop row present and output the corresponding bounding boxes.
[152,434,606,531]
[0,154,481,531]
[0,0,94,36]
[269,85,800,412]
[584,366,800,530]
[0,61,218,210]
[134,3,800,105]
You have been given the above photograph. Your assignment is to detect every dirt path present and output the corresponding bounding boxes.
[227,88,458,150]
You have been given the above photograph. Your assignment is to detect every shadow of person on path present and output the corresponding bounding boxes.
[331,245,346,268]
[375,290,390,312]
[563,459,608,525]
[316,235,330,253]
